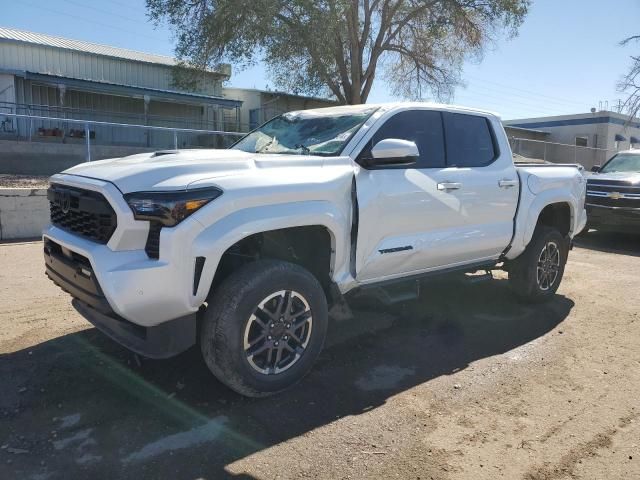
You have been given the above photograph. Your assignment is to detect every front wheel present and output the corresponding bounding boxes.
[200,260,328,397]
[508,226,568,303]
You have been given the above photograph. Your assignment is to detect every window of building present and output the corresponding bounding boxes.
[364,110,446,168]
[575,136,588,147]
[443,113,497,167]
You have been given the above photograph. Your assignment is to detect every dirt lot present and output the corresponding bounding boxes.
[1,232,639,480]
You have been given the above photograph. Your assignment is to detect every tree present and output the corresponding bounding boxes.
[147,0,530,104]
[619,35,640,118]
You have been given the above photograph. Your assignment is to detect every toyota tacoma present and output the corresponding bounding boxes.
[43,103,587,397]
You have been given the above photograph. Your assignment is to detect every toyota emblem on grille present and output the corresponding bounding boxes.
[54,190,72,214]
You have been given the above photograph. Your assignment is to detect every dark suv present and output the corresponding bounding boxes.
[586,150,640,233]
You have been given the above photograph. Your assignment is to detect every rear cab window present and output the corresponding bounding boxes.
[443,112,498,167]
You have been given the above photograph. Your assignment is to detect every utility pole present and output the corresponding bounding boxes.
[615,99,623,113]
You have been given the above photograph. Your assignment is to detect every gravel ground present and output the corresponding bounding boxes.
[0,232,639,480]
[0,175,50,189]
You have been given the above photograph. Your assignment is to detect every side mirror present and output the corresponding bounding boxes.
[367,138,419,166]
[591,165,601,173]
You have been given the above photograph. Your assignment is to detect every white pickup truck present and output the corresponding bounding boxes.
[44,103,587,396]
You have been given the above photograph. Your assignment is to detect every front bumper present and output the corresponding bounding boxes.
[43,174,210,327]
[586,204,640,233]
[44,238,196,358]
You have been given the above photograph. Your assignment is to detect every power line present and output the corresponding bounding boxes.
[460,80,590,110]
[450,90,576,118]
[454,87,577,117]
[21,1,167,43]
[103,0,150,15]
[63,0,149,25]
[463,74,589,107]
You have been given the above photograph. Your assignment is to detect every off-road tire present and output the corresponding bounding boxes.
[200,260,328,397]
[508,226,568,303]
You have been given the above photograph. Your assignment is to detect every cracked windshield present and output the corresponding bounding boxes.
[232,107,378,156]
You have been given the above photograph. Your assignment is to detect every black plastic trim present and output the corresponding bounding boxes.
[586,204,640,233]
[48,184,117,244]
[44,239,112,314]
[352,260,498,292]
[193,257,206,295]
[44,238,196,359]
[379,246,413,254]
[145,222,162,259]
[73,300,196,359]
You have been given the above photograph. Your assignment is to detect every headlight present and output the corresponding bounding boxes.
[124,187,222,227]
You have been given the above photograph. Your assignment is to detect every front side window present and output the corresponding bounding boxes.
[443,113,497,167]
[600,153,640,173]
[232,107,378,156]
[361,110,446,168]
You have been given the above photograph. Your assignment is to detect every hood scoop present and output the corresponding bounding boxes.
[151,150,179,157]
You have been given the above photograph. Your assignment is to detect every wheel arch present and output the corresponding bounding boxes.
[506,188,578,260]
[210,225,335,295]
[190,201,350,305]
[535,202,572,237]
[523,199,574,250]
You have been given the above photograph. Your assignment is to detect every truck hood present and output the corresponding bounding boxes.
[587,171,640,184]
[59,149,329,193]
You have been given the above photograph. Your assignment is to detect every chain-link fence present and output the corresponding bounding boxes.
[0,101,246,148]
[1,112,245,162]
[509,137,616,170]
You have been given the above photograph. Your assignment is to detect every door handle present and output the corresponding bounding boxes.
[498,179,519,188]
[437,182,462,191]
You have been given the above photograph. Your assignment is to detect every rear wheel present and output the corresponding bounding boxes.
[200,260,328,397]
[508,226,568,303]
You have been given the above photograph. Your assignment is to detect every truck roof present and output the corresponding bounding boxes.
[287,102,500,119]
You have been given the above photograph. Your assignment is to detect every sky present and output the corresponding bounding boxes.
[3,0,639,120]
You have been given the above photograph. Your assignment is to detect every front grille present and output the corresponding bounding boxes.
[586,180,640,209]
[48,184,117,244]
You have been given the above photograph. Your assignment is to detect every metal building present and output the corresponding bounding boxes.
[0,26,242,148]
[504,110,640,168]
[223,87,337,131]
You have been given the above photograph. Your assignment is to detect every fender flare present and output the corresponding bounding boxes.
[506,190,577,260]
[190,200,350,304]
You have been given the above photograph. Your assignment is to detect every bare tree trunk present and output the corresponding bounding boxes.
[348,0,362,104]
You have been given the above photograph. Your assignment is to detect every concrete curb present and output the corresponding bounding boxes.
[0,188,48,240]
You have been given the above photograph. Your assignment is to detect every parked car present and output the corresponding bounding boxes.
[586,150,640,233]
[43,103,587,397]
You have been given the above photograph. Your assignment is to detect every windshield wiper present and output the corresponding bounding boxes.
[295,144,311,155]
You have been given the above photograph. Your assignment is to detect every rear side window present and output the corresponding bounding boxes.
[366,110,446,168]
[443,113,497,167]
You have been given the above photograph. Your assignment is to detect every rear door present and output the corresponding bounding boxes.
[436,112,519,264]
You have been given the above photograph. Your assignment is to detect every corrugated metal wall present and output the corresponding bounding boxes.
[10,77,225,148]
[0,40,222,96]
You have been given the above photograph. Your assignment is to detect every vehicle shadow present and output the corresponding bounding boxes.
[0,279,573,480]
[574,230,640,257]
